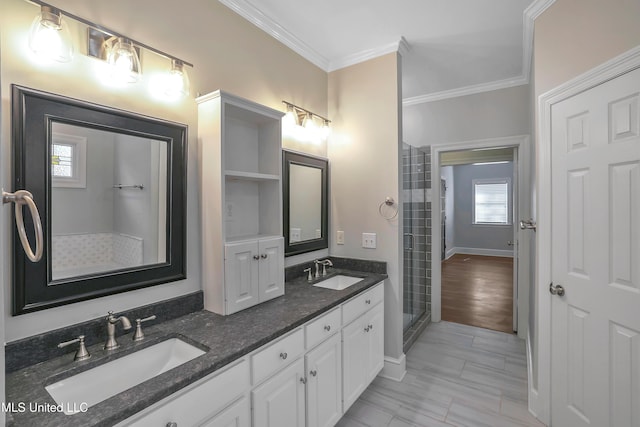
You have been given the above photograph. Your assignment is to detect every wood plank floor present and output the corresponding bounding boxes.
[441,254,514,333]
[337,321,545,427]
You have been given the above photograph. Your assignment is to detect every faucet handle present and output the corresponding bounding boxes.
[303,268,313,282]
[132,315,157,341]
[58,335,91,361]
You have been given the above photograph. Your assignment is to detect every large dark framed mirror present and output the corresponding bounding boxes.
[282,150,328,256]
[12,85,187,315]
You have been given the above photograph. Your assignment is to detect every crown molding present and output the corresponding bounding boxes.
[522,0,557,83]
[218,0,330,70]
[328,37,410,72]
[403,75,529,106]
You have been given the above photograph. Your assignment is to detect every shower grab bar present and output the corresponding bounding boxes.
[2,189,44,262]
[113,184,144,190]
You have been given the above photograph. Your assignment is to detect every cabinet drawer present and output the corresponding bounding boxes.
[305,307,341,350]
[119,359,249,426]
[342,282,384,326]
[252,328,304,385]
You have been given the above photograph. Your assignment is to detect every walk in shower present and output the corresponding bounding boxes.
[402,144,431,351]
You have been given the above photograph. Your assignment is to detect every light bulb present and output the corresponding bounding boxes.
[164,59,190,98]
[282,105,298,131]
[107,38,140,83]
[28,6,74,63]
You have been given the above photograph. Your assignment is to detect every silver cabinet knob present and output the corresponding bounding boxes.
[324,325,331,332]
[261,254,268,259]
[549,283,565,297]
[280,352,288,360]
[365,299,371,305]
[253,255,260,260]
[364,326,370,332]
[166,423,178,427]
[300,377,307,384]
[368,324,373,330]
[310,370,317,377]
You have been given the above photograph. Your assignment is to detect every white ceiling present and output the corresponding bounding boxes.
[219,0,536,103]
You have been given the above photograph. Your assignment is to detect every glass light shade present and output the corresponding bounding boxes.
[165,59,190,98]
[28,6,74,63]
[282,105,298,129]
[107,38,141,83]
[320,120,332,140]
[302,113,317,132]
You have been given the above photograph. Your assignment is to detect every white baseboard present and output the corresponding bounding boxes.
[445,247,456,260]
[450,246,514,258]
[379,354,406,382]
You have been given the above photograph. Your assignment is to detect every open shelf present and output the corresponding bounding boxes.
[224,170,280,182]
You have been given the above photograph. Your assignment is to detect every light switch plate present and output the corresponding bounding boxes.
[362,232,376,249]
[337,230,344,245]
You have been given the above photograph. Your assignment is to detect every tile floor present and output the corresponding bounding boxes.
[337,321,546,427]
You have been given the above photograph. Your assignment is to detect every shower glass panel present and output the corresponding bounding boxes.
[402,144,428,333]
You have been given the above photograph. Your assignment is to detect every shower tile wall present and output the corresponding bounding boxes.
[402,146,432,339]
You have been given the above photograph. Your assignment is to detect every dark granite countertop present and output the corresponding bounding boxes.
[6,268,386,427]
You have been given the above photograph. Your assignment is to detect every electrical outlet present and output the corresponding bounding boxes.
[337,230,344,245]
[362,232,377,249]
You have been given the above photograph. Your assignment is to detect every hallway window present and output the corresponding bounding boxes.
[473,179,510,224]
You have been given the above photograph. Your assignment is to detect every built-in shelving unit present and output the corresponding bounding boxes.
[198,90,285,315]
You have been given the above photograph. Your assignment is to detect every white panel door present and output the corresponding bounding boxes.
[365,303,385,383]
[224,241,259,314]
[551,67,640,427]
[258,237,284,302]
[202,396,250,427]
[306,333,342,427]
[252,358,305,427]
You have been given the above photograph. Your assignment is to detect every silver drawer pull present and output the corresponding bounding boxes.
[324,325,331,332]
[365,299,371,305]
[280,352,288,360]
[310,370,317,377]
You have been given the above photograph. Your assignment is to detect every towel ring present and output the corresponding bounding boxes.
[378,196,398,220]
[2,189,44,262]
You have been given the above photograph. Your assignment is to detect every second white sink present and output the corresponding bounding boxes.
[313,275,363,291]
[46,337,206,415]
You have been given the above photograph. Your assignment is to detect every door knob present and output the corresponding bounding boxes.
[507,240,514,246]
[549,283,565,297]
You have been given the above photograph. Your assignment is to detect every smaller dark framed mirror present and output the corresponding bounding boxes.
[283,150,328,256]
[12,85,187,315]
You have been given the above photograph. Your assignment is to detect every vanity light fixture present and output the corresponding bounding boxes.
[281,101,331,142]
[25,0,194,95]
[28,5,74,62]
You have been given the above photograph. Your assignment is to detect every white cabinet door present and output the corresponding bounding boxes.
[306,333,342,427]
[202,396,250,427]
[225,241,259,314]
[258,237,284,302]
[342,317,368,412]
[365,303,384,383]
[252,358,305,427]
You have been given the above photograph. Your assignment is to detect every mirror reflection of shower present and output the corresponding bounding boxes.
[50,122,167,281]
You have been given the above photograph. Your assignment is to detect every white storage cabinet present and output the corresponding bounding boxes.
[198,90,285,315]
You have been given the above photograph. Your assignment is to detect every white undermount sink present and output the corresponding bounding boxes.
[46,338,206,415]
[313,275,363,291]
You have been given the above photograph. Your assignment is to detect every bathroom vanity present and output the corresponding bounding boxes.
[5,263,386,427]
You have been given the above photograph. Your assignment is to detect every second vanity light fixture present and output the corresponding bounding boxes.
[27,0,193,97]
[282,101,331,143]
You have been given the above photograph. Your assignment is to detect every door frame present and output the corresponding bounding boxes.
[430,134,531,336]
[533,45,640,425]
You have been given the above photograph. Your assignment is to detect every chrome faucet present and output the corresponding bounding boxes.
[315,259,333,277]
[104,311,132,350]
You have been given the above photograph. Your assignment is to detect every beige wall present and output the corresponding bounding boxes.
[534,0,640,97]
[0,0,327,341]
[404,84,531,147]
[328,53,403,360]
